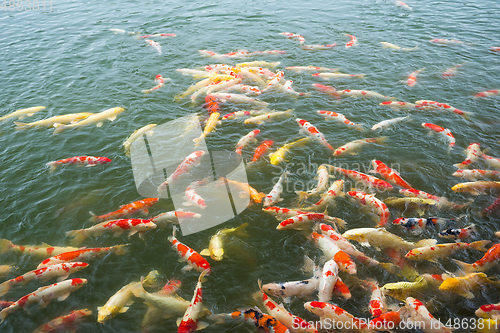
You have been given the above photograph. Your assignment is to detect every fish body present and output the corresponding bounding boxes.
[208,93,268,107]
[90,198,159,222]
[368,311,402,331]
[262,206,309,219]
[300,43,336,50]
[337,89,393,100]
[395,0,412,10]
[475,90,500,98]
[221,83,261,95]
[347,191,390,226]
[52,107,125,134]
[151,211,201,228]
[277,213,345,231]
[145,39,161,54]
[380,277,429,301]
[183,181,207,209]
[405,240,490,261]
[312,73,364,79]
[263,171,288,207]
[379,101,419,109]
[345,34,358,48]
[311,232,356,274]
[223,178,266,203]
[261,265,321,302]
[304,302,371,331]
[482,154,500,170]
[392,217,452,233]
[295,164,330,200]
[442,62,466,78]
[34,308,92,333]
[312,83,341,99]
[0,239,80,259]
[123,124,156,156]
[262,70,284,92]
[286,66,339,72]
[169,228,211,273]
[236,60,281,67]
[244,109,294,125]
[0,266,15,279]
[453,169,500,181]
[476,303,500,320]
[98,281,142,323]
[317,110,364,130]
[46,156,111,172]
[178,269,210,333]
[279,32,306,44]
[201,223,248,261]
[221,109,263,121]
[381,42,418,51]
[0,106,45,121]
[140,33,176,38]
[37,245,129,269]
[407,68,424,87]
[371,116,410,131]
[142,74,168,93]
[296,118,335,151]
[251,140,274,162]
[383,197,437,214]
[370,160,412,189]
[0,278,87,323]
[158,150,205,193]
[415,100,471,118]
[14,112,93,129]
[404,297,452,333]
[212,308,290,333]
[439,224,477,241]
[429,38,464,45]
[329,166,393,191]
[318,259,339,302]
[0,262,88,297]
[452,181,500,195]
[334,137,387,156]
[306,179,345,211]
[365,279,386,318]
[269,137,311,165]
[422,122,455,149]
[342,227,435,251]
[194,112,220,146]
[236,129,260,154]
[454,243,500,273]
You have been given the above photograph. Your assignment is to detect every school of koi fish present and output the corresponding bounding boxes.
[2,1,500,332]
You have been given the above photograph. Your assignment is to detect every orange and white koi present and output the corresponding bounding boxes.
[262,206,309,219]
[251,140,274,162]
[123,123,156,156]
[269,137,311,165]
[454,142,482,169]
[492,47,500,52]
[342,227,436,251]
[429,38,465,45]
[236,60,281,68]
[194,112,220,146]
[210,307,290,333]
[305,179,345,212]
[140,33,176,38]
[236,129,260,154]
[207,93,268,107]
[169,228,211,273]
[14,112,93,129]
[347,191,391,226]
[277,213,345,231]
[414,100,471,118]
[318,259,338,302]
[295,165,330,200]
[452,181,500,195]
[296,118,335,151]
[422,122,455,149]
[90,198,159,223]
[311,232,356,274]
[221,83,261,95]
[475,89,500,98]
[405,240,490,261]
[345,34,358,48]
[399,188,463,209]
[279,32,306,44]
[304,302,370,331]
[442,62,466,78]
[221,110,263,121]
[439,224,477,241]
[0,239,80,259]
[300,43,336,50]
[317,110,364,130]
[145,39,161,54]
[34,308,92,333]
[329,166,393,191]
[0,278,87,323]
[37,245,129,269]
[368,310,402,331]
[142,74,169,93]
[263,171,288,207]
[370,160,412,189]
[392,217,453,234]
[406,68,424,87]
[262,70,285,92]
[453,243,500,273]
[199,50,250,59]
[404,297,452,333]
[453,169,500,181]
[312,72,364,79]
[183,181,207,209]
[476,303,500,320]
[244,109,293,125]
[364,279,386,318]
[371,115,411,131]
[0,106,45,122]
[311,83,341,100]
[482,154,500,170]
[46,156,111,172]
[151,211,201,228]
[286,66,339,72]
[395,0,412,10]
[337,89,393,100]
[177,269,210,333]
[260,289,319,333]
[66,218,157,244]
[52,106,125,134]
[379,101,420,109]
[279,80,310,97]
[0,262,88,297]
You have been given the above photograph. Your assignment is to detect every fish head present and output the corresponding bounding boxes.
[98,306,120,323]
[304,301,327,317]
[211,247,224,261]
[98,157,112,164]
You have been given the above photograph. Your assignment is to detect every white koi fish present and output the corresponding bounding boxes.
[311,232,356,274]
[236,60,281,68]
[304,302,370,331]
[312,73,364,79]
[0,278,87,323]
[381,42,419,51]
[123,123,156,156]
[346,191,390,227]
[207,93,268,107]
[305,179,345,212]
[285,66,340,72]
[296,118,335,151]
[244,109,293,125]
[145,39,161,54]
[395,0,412,10]
[14,112,93,129]
[66,219,157,244]
[405,240,490,261]
[151,211,201,228]
[317,110,364,130]
[295,164,329,200]
[157,150,205,193]
[371,115,410,130]
[337,89,393,100]
[454,142,481,169]
[142,75,169,93]
[52,107,125,134]
[404,297,452,333]
[475,89,500,98]
[333,137,387,156]
[235,129,260,154]
[221,109,264,121]
[300,43,336,50]
[0,106,45,122]
[482,154,500,170]
[177,269,210,333]
[279,32,306,44]
[278,80,309,96]
[379,101,420,109]
[220,83,261,95]
[429,38,465,45]
[319,259,339,302]
[277,213,346,231]
[263,171,288,207]
[262,70,285,92]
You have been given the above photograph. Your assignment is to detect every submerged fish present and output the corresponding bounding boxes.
[200,223,248,261]
[52,107,125,134]
[0,106,45,122]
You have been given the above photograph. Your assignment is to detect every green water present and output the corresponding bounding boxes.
[1,0,500,332]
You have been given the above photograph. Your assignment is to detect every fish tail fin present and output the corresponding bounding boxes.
[378,262,400,275]
[65,230,87,245]
[46,162,57,173]
[0,308,9,324]
[234,222,249,237]
[331,217,347,230]
[0,239,13,254]
[193,135,204,147]
[294,190,310,202]
[13,121,29,129]
[452,259,476,274]
[462,111,473,120]
[89,211,97,223]
[356,74,365,79]
[113,244,130,256]
[471,240,491,252]
[0,281,13,297]
[52,123,68,135]
[376,136,389,145]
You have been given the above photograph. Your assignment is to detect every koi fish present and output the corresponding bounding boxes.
[347,191,391,226]
[169,228,211,273]
[0,106,45,122]
[439,273,500,299]
[157,150,205,193]
[380,276,428,302]
[392,217,454,234]
[0,266,15,279]
[46,156,111,172]
[220,83,261,95]
[132,281,190,319]
[123,123,156,156]
[421,122,455,150]
[34,308,92,333]
[454,142,482,169]
[370,160,412,189]
[251,140,274,162]
[221,109,263,121]
[98,281,142,323]
[142,74,169,93]
[177,269,210,333]
[405,240,490,261]
[342,227,436,251]
[52,107,125,134]
[183,181,207,209]
[311,232,356,274]
[209,307,290,333]
[0,239,80,259]
[279,80,310,97]
[261,70,284,92]
[286,66,340,72]
[263,171,288,207]
[368,310,402,331]
[345,33,358,48]
[380,42,418,51]
[262,206,309,219]
[66,218,157,244]
[439,224,477,241]
[279,32,306,44]
[383,197,437,215]
[300,43,337,50]
[140,33,176,38]
[194,112,220,146]
[14,112,93,129]
[414,100,471,118]
[296,118,335,151]
[90,198,159,223]
[337,89,393,100]
[364,279,386,318]
[223,178,266,203]
[453,169,500,181]
[244,109,293,125]
[379,101,419,109]
[476,303,500,320]
[452,181,500,195]
[318,259,339,302]
[442,62,466,78]
[295,164,330,200]
[311,83,341,100]
[429,38,465,45]
[407,68,424,87]
[484,197,500,216]
[405,297,452,333]
[236,129,260,154]
[0,262,88,297]
[37,245,129,269]
[304,302,370,331]
[208,93,268,107]
[236,60,281,67]
[475,89,500,98]
[317,110,364,130]
[269,137,311,165]
[0,278,87,323]
[145,39,161,54]
[371,115,411,131]
[328,166,393,191]
[200,223,248,261]
[482,154,500,170]
[312,73,365,79]
[151,211,201,228]
[304,179,345,212]
[395,0,412,10]
[277,213,346,231]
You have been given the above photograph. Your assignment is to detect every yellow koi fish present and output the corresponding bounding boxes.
[53,107,125,134]
[451,181,500,195]
[14,112,93,129]
[200,223,249,261]
[0,106,45,122]
[269,137,311,165]
[194,112,220,146]
[439,273,500,299]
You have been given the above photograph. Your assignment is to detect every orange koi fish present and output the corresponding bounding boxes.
[328,165,393,191]
[475,89,500,98]
[279,32,306,44]
[379,101,420,109]
[0,278,87,323]
[277,213,345,231]
[158,151,206,193]
[177,269,210,333]
[370,160,412,189]
[223,178,266,203]
[415,100,471,118]
[37,245,129,269]
[347,191,390,226]
[236,129,260,155]
[90,198,159,223]
[296,118,335,151]
[183,181,207,209]
[311,232,356,274]
[311,83,341,100]
[168,228,211,273]
[407,68,424,87]
[364,279,386,318]
[422,122,455,150]
[211,307,290,333]
[34,308,92,333]
[251,140,274,162]
[453,242,500,273]
[345,33,358,48]
[304,301,370,330]
[454,142,481,169]
[142,74,169,93]
[46,156,111,172]
[368,310,402,330]
[0,240,79,259]
[317,110,364,130]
